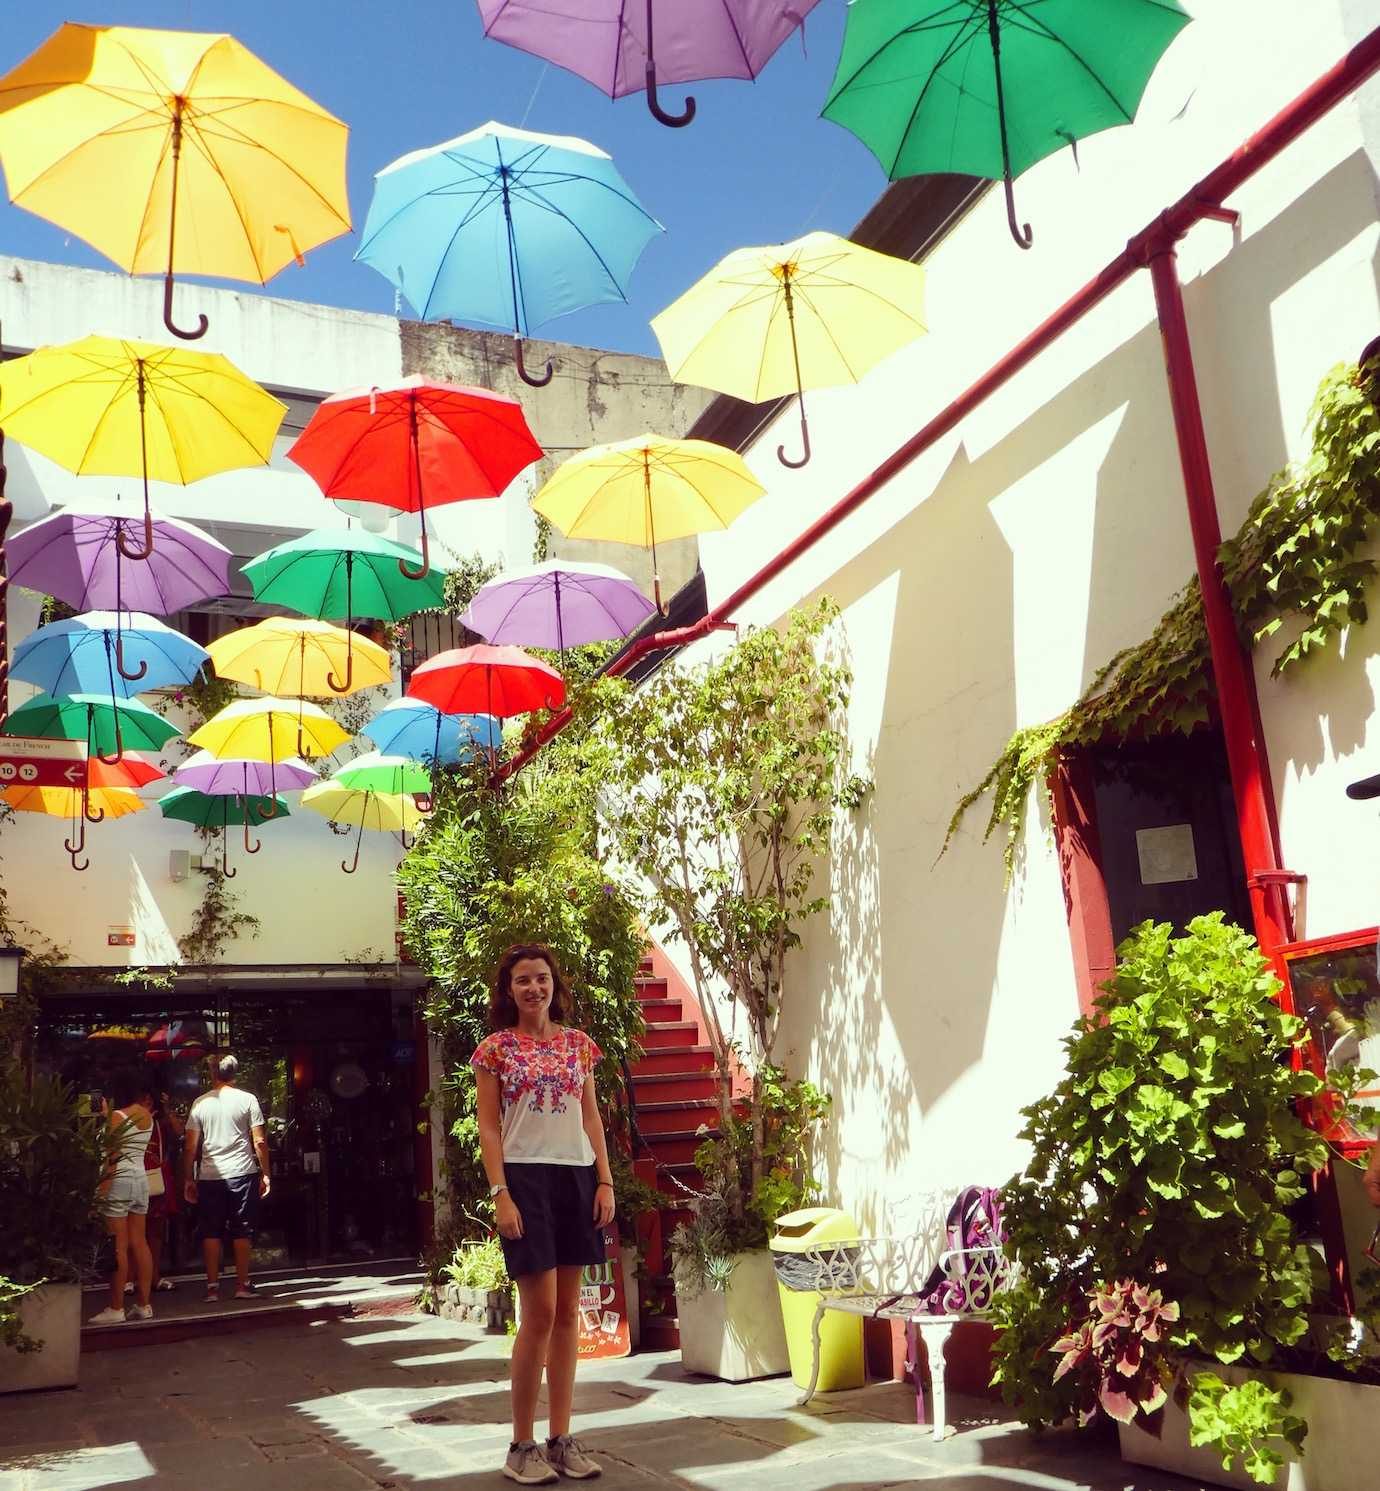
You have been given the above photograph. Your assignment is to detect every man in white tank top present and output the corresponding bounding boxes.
[183,1054,270,1302]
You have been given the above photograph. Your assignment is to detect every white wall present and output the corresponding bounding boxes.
[673,0,1380,1231]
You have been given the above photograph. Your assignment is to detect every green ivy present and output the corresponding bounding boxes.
[947,362,1380,878]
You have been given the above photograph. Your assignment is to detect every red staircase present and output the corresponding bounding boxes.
[626,949,729,1351]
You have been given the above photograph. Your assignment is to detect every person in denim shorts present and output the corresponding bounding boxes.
[89,1070,155,1326]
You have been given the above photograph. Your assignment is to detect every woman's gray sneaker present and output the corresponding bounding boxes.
[504,1442,558,1484]
[547,1435,601,1479]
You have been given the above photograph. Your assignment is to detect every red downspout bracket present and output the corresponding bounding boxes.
[1245,869,1305,889]
[1195,200,1241,227]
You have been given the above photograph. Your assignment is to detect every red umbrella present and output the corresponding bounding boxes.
[287,378,543,581]
[146,1018,212,1065]
[407,644,566,721]
[85,753,165,790]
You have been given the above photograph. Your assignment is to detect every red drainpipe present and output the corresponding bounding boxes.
[499,26,1380,962]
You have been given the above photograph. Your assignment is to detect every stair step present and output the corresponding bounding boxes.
[639,1021,699,1050]
[630,1045,715,1077]
[635,1131,704,1165]
[631,1072,721,1103]
[634,1099,721,1134]
[639,998,683,1021]
[635,977,669,999]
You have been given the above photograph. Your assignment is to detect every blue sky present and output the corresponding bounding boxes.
[0,1,889,357]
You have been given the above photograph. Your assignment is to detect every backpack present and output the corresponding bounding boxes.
[912,1185,1007,1315]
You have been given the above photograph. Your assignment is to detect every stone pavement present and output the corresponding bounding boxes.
[1,1311,1206,1491]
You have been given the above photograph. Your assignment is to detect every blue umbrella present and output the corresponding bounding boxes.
[11,611,210,698]
[355,121,663,387]
[361,698,500,766]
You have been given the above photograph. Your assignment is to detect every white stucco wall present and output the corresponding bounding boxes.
[669,0,1380,1232]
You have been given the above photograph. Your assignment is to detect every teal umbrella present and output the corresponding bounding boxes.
[822,0,1191,248]
[5,692,180,765]
[159,785,289,877]
[241,528,445,622]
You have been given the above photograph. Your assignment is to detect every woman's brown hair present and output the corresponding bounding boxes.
[489,944,572,1030]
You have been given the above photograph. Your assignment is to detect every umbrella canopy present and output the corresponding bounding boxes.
[407,644,565,719]
[530,434,765,609]
[241,528,445,621]
[84,753,165,790]
[462,559,655,650]
[0,336,286,559]
[6,498,232,615]
[187,695,351,762]
[173,750,316,797]
[361,699,500,764]
[159,784,288,874]
[146,1018,211,1065]
[288,378,543,580]
[5,692,181,761]
[335,751,431,797]
[356,122,662,385]
[301,781,423,873]
[2,783,144,819]
[12,611,209,697]
[0,23,351,338]
[651,231,926,466]
[206,616,391,698]
[475,0,822,126]
[822,0,1192,248]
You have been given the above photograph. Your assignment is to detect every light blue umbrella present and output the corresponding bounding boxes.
[355,121,663,387]
[361,698,500,766]
[11,611,209,698]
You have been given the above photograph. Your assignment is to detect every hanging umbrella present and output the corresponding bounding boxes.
[173,749,316,799]
[300,781,423,873]
[0,22,351,338]
[356,122,662,385]
[822,0,1192,249]
[5,692,180,766]
[531,434,765,610]
[651,231,926,467]
[146,1018,211,1065]
[187,698,351,794]
[84,753,165,790]
[3,782,144,872]
[241,528,445,624]
[206,616,391,699]
[336,751,432,798]
[0,337,286,561]
[461,559,655,651]
[159,785,289,877]
[475,1,823,127]
[12,611,209,694]
[407,644,565,721]
[6,498,232,616]
[287,378,543,580]
[361,699,500,767]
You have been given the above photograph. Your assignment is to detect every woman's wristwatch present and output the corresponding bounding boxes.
[489,1182,508,1198]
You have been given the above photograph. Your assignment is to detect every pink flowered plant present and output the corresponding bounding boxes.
[1051,1279,1181,1428]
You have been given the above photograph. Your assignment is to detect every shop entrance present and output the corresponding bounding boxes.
[36,982,421,1269]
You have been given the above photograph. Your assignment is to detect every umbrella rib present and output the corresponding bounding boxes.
[419,179,507,321]
[177,119,272,283]
[1001,0,1141,122]
[824,1,969,104]
[717,0,756,77]
[886,8,988,178]
[70,364,140,475]
[145,366,273,475]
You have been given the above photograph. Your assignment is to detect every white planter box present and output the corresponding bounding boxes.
[0,1284,81,1395]
[1119,1364,1380,1491]
[621,1246,640,1352]
[678,1249,790,1382]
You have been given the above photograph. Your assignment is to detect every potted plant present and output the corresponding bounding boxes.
[990,913,1380,1488]
[0,1067,109,1393]
[595,600,864,1380]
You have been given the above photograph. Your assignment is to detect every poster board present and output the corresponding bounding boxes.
[577,1225,631,1359]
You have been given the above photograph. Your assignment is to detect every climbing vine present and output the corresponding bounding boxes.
[176,862,260,965]
[947,361,1380,878]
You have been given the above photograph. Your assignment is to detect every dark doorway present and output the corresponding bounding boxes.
[1085,729,1252,944]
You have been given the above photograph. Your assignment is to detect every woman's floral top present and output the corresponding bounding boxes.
[470,1026,602,1166]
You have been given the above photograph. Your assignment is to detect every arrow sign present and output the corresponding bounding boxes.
[0,734,91,789]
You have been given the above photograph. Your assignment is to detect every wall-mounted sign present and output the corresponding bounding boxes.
[0,735,87,789]
[1136,824,1198,886]
[106,927,136,948]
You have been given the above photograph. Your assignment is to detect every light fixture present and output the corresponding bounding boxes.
[0,946,24,999]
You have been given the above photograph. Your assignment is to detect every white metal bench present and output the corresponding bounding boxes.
[794,1189,1015,1439]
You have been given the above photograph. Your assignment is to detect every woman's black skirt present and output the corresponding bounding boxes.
[500,1161,607,1280]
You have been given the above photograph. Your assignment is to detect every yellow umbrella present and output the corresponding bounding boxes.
[188,696,350,774]
[0,336,286,560]
[651,229,926,468]
[207,617,391,698]
[3,784,144,873]
[300,781,423,874]
[0,23,351,340]
[531,434,765,612]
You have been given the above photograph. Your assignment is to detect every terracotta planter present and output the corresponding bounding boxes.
[0,1284,81,1394]
[1119,1363,1380,1491]
[678,1249,790,1382]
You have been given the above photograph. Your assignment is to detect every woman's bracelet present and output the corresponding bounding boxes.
[596,1180,613,1189]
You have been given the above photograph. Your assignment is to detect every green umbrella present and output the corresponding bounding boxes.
[241,528,446,622]
[6,692,180,765]
[822,0,1191,248]
[159,785,289,877]
[335,750,432,797]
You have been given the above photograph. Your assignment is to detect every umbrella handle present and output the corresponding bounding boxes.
[95,705,124,766]
[399,828,413,852]
[326,637,354,694]
[115,629,148,683]
[163,273,209,341]
[645,65,695,127]
[1003,172,1033,250]
[398,524,430,582]
[115,510,155,562]
[85,795,106,825]
[514,337,554,388]
[64,810,89,868]
[341,817,364,875]
[416,793,433,814]
[244,816,262,855]
[221,832,237,879]
[778,414,812,470]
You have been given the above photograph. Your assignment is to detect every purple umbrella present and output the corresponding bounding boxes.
[7,499,232,620]
[475,0,821,127]
[461,560,656,651]
[173,750,317,827]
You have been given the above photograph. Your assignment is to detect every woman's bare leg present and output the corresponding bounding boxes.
[127,1213,153,1309]
[147,1212,166,1291]
[511,1271,557,1443]
[545,1265,585,1440]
